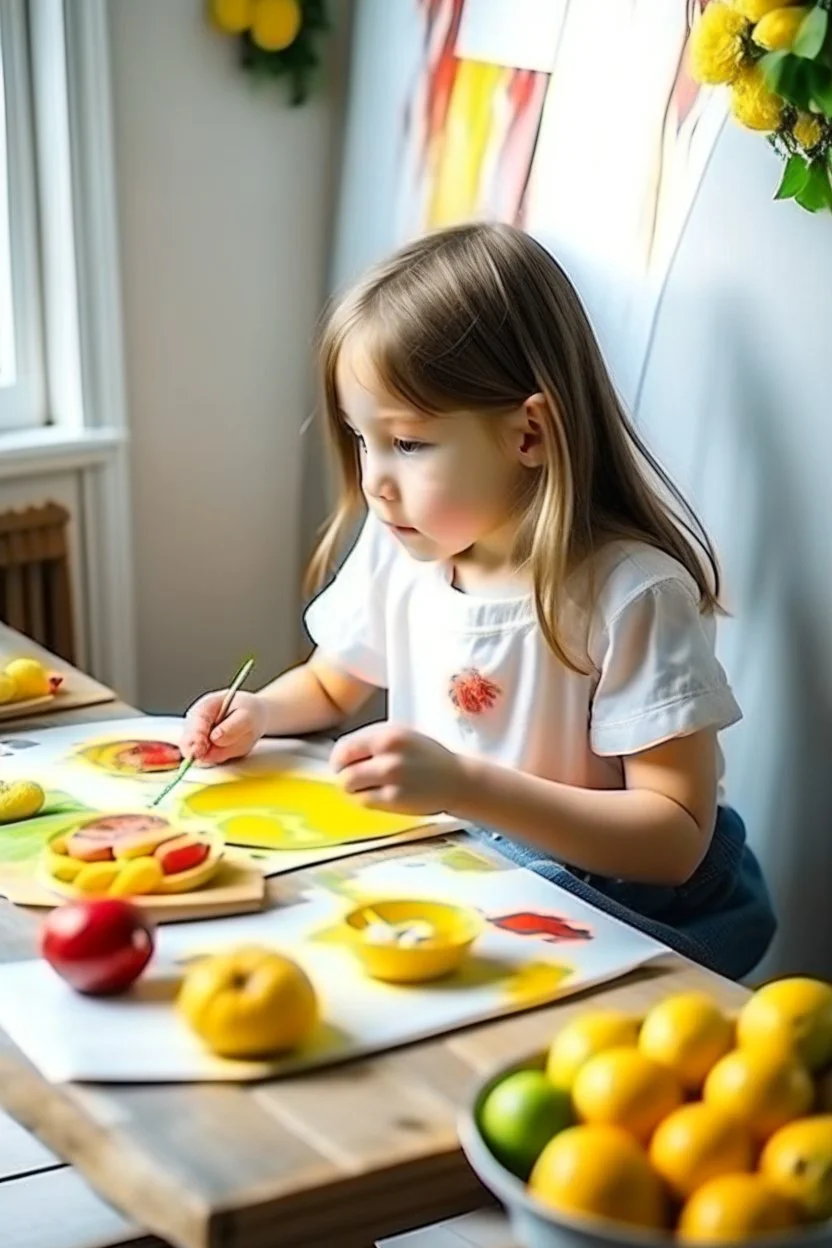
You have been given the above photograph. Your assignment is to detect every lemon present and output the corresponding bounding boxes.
[572,1046,683,1144]
[761,1114,832,1221]
[703,1048,814,1143]
[0,780,45,824]
[4,658,50,699]
[678,1173,800,1243]
[209,0,254,33]
[737,977,832,1072]
[479,1070,573,1180]
[529,1123,667,1230]
[545,1010,640,1090]
[251,0,301,51]
[735,0,804,19]
[639,993,734,1092]
[752,4,810,49]
[649,1102,754,1201]
[0,673,16,704]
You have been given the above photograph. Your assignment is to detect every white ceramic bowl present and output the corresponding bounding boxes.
[458,1051,832,1248]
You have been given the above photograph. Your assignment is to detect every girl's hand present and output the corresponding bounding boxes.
[181,689,268,766]
[330,723,464,815]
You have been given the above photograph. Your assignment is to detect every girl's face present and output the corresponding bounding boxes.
[336,345,538,576]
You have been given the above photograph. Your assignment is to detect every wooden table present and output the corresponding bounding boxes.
[0,654,750,1248]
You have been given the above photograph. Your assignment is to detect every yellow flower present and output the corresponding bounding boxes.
[251,0,302,51]
[730,64,784,129]
[793,111,823,147]
[690,3,750,85]
[209,0,254,35]
[753,6,810,50]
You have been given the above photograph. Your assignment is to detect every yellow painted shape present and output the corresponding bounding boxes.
[427,59,506,228]
[503,961,572,1006]
[182,772,427,849]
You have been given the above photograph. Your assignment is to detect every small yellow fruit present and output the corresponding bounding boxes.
[0,780,45,823]
[529,1124,667,1230]
[690,3,750,86]
[678,1173,800,1243]
[251,0,301,51]
[572,1046,684,1144]
[75,862,122,895]
[209,0,254,34]
[738,977,832,1072]
[735,0,804,19]
[178,946,318,1059]
[649,1102,754,1201]
[703,1048,814,1142]
[109,856,165,897]
[545,1010,640,1090]
[4,658,50,699]
[752,4,809,49]
[0,673,16,704]
[639,993,734,1092]
[761,1115,832,1221]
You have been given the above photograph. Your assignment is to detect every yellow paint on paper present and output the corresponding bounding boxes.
[181,772,428,850]
[503,961,572,1005]
[427,59,506,228]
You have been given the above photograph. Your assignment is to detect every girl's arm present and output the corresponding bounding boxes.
[258,650,377,736]
[331,726,717,887]
[455,730,717,886]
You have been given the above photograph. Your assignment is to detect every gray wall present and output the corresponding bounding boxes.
[324,0,832,978]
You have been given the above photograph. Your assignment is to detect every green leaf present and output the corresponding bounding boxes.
[761,51,813,109]
[794,159,832,210]
[775,153,812,198]
[794,6,829,59]
[760,50,790,92]
[809,60,832,113]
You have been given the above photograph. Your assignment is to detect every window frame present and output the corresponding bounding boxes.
[0,0,46,430]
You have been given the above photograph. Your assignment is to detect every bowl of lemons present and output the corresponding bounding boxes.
[458,979,832,1246]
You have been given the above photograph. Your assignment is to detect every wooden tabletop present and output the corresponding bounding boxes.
[0,646,750,1248]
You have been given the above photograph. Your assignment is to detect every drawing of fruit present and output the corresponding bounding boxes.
[80,739,183,775]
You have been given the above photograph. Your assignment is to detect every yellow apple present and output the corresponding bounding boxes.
[177,945,318,1059]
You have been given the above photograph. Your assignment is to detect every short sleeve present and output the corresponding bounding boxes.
[303,512,394,687]
[589,577,741,756]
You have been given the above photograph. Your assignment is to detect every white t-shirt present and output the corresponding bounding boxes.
[304,513,741,792]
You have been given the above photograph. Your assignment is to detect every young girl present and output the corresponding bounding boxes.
[183,223,775,980]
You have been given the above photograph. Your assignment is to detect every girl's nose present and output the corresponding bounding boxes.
[362,453,397,502]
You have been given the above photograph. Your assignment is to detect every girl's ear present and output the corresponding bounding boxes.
[511,392,548,468]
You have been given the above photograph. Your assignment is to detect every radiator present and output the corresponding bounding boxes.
[0,502,76,663]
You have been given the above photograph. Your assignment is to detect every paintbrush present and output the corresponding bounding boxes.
[149,657,255,808]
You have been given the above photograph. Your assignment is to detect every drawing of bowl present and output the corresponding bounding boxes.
[342,898,483,984]
[37,814,224,900]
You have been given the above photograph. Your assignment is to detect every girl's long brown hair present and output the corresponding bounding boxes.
[307,223,720,671]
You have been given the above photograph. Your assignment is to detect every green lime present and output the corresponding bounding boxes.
[479,1069,574,1180]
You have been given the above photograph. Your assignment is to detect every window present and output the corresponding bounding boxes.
[0,0,45,429]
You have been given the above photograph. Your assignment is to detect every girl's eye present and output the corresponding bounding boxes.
[395,439,428,455]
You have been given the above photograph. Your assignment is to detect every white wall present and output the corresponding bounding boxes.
[108,0,344,712]
[328,0,832,978]
[636,122,832,980]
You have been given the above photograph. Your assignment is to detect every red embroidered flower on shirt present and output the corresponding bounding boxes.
[448,667,500,715]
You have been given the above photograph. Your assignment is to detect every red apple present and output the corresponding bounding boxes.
[40,898,154,995]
